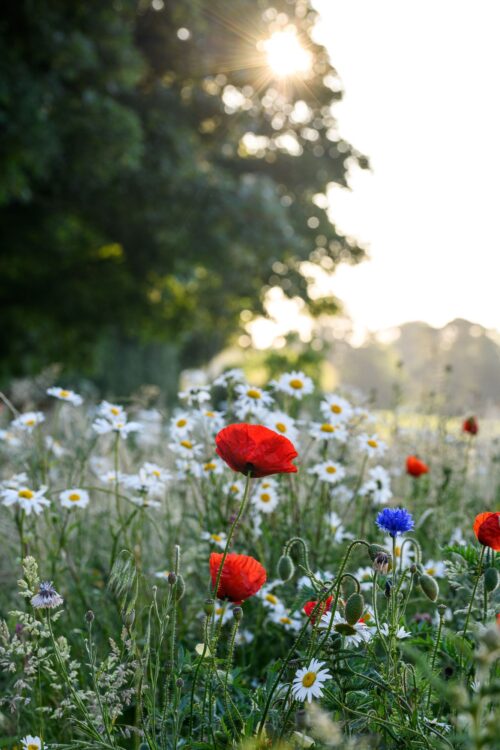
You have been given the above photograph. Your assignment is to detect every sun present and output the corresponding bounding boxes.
[263,30,312,77]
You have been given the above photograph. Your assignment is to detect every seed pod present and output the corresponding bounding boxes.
[419,573,439,601]
[484,567,499,593]
[345,592,364,625]
[277,554,295,582]
[203,598,214,615]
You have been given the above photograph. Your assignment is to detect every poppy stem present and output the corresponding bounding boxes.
[462,545,486,639]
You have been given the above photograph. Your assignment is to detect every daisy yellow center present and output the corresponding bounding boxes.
[111,407,121,416]
[426,567,435,575]
[247,388,261,399]
[280,616,292,624]
[152,470,161,477]
[367,439,378,448]
[331,404,342,414]
[289,378,304,389]
[180,440,193,449]
[262,482,270,488]
[260,492,271,502]
[204,462,216,471]
[321,424,335,433]
[205,411,214,417]
[265,593,278,605]
[275,422,287,433]
[69,493,81,502]
[25,419,36,426]
[216,607,224,616]
[28,745,39,750]
[395,545,401,557]
[326,466,336,474]
[176,418,187,427]
[331,525,337,532]
[229,484,239,494]
[116,423,124,429]
[211,533,222,542]
[19,489,34,499]
[301,671,317,688]
[60,390,70,398]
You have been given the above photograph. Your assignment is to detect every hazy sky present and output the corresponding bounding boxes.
[313,0,500,336]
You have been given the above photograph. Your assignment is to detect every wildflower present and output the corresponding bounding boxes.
[59,489,89,509]
[170,412,193,435]
[252,483,280,513]
[197,408,225,434]
[372,551,391,575]
[360,465,392,505]
[100,470,126,485]
[0,429,22,447]
[199,458,225,477]
[379,623,411,639]
[376,507,414,537]
[291,658,331,703]
[272,371,314,399]
[325,511,353,543]
[21,737,42,750]
[309,460,346,484]
[406,455,429,477]
[463,416,478,435]
[235,628,254,645]
[45,436,65,457]
[201,531,228,549]
[31,581,63,609]
[263,410,299,443]
[154,570,171,580]
[178,385,211,406]
[215,423,298,478]
[234,383,274,417]
[422,560,446,578]
[213,368,246,387]
[47,386,83,406]
[209,552,267,604]
[269,610,302,631]
[98,400,126,420]
[473,512,500,551]
[93,415,142,438]
[225,478,246,497]
[142,462,172,484]
[303,596,333,624]
[168,437,203,459]
[309,422,347,442]
[321,611,373,646]
[260,583,285,611]
[123,468,165,498]
[357,433,386,457]
[383,535,414,568]
[320,394,353,424]
[2,486,50,515]
[11,412,45,432]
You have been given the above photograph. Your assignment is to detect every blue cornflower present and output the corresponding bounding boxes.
[376,507,414,537]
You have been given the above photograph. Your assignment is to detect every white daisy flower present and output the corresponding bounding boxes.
[320,611,373,646]
[123,468,165,497]
[213,603,234,625]
[234,383,273,418]
[142,462,172,485]
[252,484,279,514]
[59,488,89,509]
[213,368,246,387]
[234,628,254,645]
[225,478,246,497]
[320,394,353,424]
[309,460,346,484]
[100,470,126,485]
[360,465,392,505]
[21,735,42,750]
[1,472,29,491]
[199,458,225,477]
[0,429,22,447]
[379,623,412,639]
[449,527,467,546]
[47,386,83,406]
[309,422,347,442]
[92,415,142,437]
[422,560,447,578]
[259,583,286,611]
[196,408,225,434]
[272,371,314,399]
[45,436,65,458]
[384,535,415,569]
[178,386,211,407]
[357,433,386,458]
[98,400,126,420]
[154,569,171,580]
[269,610,302,631]
[130,496,161,509]
[170,412,193,435]
[201,530,228,549]
[262,410,299,443]
[168,437,203,459]
[291,658,332,703]
[325,511,353,543]
[11,411,45,432]
[2,486,50,515]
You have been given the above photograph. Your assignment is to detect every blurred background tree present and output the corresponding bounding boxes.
[0,0,367,395]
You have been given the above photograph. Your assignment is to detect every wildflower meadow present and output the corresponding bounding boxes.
[0,372,499,750]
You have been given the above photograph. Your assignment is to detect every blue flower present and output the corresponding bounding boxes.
[376,507,414,537]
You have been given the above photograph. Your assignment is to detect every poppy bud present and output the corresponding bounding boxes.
[176,677,184,688]
[345,593,364,625]
[372,552,390,575]
[204,598,215,615]
[277,554,295,582]
[419,573,439,601]
[368,543,391,562]
[85,610,95,623]
[167,572,177,585]
[233,606,243,622]
[484,567,499,593]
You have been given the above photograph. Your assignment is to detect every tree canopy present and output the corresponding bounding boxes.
[0,0,367,390]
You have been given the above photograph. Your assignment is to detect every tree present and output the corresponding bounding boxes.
[0,0,367,392]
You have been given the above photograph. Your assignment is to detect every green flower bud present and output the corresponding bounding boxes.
[484,567,499,593]
[204,598,215,615]
[277,554,295,582]
[345,592,364,625]
[419,573,439,601]
[233,606,243,621]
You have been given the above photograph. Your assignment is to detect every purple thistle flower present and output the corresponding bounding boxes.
[30,581,64,609]
[376,507,414,537]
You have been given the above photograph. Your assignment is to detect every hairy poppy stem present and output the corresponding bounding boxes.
[462,545,486,639]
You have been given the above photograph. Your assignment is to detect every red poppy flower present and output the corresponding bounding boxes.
[210,552,267,604]
[406,455,429,477]
[303,596,333,624]
[473,512,500,551]
[463,416,478,435]
[215,423,298,478]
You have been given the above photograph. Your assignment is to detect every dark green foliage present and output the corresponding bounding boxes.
[0,0,366,390]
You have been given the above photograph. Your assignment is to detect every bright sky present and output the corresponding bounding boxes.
[312,0,500,337]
